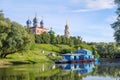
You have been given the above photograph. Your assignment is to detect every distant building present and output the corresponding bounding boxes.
[64,20,70,38]
[48,27,55,35]
[26,16,49,35]
[26,16,71,37]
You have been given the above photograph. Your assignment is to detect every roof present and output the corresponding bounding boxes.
[62,53,85,56]
[33,16,38,25]
[48,29,55,34]
[26,19,32,24]
[40,20,44,25]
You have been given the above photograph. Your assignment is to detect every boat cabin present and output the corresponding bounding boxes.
[62,49,94,61]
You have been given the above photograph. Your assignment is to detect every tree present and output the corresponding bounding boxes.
[92,46,100,58]
[0,11,33,58]
[35,35,43,43]
[0,10,4,21]
[50,34,56,44]
[56,35,62,44]
[111,0,120,44]
[41,32,50,44]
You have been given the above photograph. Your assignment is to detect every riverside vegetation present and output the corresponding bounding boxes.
[1,6,120,65]
[0,10,100,64]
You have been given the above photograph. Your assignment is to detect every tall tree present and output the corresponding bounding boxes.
[0,11,33,58]
[41,32,50,43]
[111,0,120,44]
[50,34,56,44]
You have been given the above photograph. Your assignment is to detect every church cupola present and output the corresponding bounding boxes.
[26,19,31,25]
[26,19,31,28]
[40,20,44,28]
[48,27,55,35]
[33,16,38,26]
[40,20,44,25]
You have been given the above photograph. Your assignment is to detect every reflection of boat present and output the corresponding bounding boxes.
[57,62,96,74]
[55,49,99,63]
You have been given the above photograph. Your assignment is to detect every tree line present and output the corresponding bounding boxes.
[35,32,82,47]
[87,42,120,58]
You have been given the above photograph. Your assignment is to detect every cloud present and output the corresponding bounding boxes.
[106,15,117,23]
[86,0,115,9]
[70,0,115,12]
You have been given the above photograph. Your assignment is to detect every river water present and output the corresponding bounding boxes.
[0,62,120,80]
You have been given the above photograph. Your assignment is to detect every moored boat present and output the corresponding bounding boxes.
[55,49,99,63]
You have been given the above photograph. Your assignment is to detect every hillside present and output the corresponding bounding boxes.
[1,44,75,64]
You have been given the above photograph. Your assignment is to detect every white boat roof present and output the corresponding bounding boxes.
[61,53,85,56]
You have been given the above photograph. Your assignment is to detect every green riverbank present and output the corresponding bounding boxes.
[0,44,75,65]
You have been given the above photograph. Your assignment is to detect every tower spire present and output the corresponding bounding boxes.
[66,18,68,26]
[64,19,70,38]
[35,12,37,17]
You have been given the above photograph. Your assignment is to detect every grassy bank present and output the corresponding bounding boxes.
[0,44,75,65]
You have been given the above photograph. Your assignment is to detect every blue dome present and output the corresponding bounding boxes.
[40,20,44,25]
[33,17,38,25]
[26,19,31,25]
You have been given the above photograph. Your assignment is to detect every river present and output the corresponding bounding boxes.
[0,62,120,80]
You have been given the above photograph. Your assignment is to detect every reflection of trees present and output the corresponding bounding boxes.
[36,71,82,80]
[0,64,83,80]
[0,68,28,80]
[1,63,120,80]
[91,63,120,78]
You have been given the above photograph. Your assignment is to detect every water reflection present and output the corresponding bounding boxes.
[0,62,120,80]
[57,62,96,74]
[0,64,57,80]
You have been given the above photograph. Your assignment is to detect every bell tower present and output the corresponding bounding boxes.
[64,20,70,38]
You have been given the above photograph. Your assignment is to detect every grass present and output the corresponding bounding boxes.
[0,44,74,65]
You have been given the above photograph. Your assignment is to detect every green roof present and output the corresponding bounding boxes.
[48,30,55,34]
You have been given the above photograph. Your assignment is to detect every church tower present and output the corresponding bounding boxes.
[64,20,70,38]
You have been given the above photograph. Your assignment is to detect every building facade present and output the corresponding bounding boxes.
[26,16,70,37]
[26,16,49,35]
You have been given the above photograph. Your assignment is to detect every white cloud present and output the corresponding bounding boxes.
[71,0,115,12]
[72,8,99,12]
[106,15,117,23]
[86,0,115,9]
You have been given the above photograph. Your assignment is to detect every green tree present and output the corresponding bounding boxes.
[0,10,4,20]
[0,11,33,58]
[50,34,56,44]
[61,36,66,44]
[111,0,120,44]
[35,35,43,43]
[56,35,62,44]
[41,32,50,44]
[92,46,100,58]
[68,37,74,47]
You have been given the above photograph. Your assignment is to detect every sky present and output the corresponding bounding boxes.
[0,0,117,42]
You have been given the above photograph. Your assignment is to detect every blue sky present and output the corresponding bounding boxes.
[0,0,117,42]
